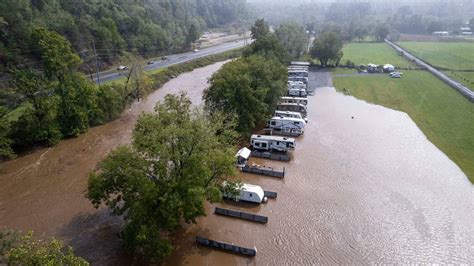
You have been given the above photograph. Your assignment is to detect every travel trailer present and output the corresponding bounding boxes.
[267,116,306,136]
[281,96,308,106]
[222,182,267,204]
[235,147,251,168]
[288,69,308,78]
[250,134,296,153]
[276,103,307,116]
[288,76,308,84]
[274,110,308,123]
[288,88,307,97]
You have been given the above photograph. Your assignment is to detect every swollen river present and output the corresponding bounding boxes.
[0,63,472,265]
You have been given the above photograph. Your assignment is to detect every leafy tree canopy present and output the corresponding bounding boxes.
[87,93,238,260]
[310,31,344,67]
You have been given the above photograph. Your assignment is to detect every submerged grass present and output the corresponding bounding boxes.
[333,70,474,183]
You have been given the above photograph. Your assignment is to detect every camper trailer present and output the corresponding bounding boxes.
[235,147,251,168]
[281,96,308,106]
[288,69,308,78]
[267,116,306,135]
[288,76,308,84]
[274,110,308,123]
[251,134,295,152]
[288,88,307,97]
[276,103,307,116]
[222,182,267,204]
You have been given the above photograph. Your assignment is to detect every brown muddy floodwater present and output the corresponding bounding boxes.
[1,65,473,265]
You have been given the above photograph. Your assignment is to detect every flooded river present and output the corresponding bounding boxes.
[1,64,473,265]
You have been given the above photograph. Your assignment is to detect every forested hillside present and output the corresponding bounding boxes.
[0,0,247,71]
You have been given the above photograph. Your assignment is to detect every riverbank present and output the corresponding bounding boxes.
[0,61,230,265]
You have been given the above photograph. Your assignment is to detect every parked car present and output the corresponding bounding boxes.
[147,60,155,65]
[117,65,128,70]
[161,56,168,60]
[193,49,199,52]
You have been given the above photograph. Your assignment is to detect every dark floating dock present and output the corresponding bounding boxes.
[250,150,290,162]
[195,236,257,257]
[215,207,268,224]
[264,191,278,199]
[241,164,285,178]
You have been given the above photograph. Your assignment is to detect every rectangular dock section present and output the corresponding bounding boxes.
[196,236,257,257]
[215,207,268,224]
[250,150,290,162]
[241,165,285,178]
[264,191,278,199]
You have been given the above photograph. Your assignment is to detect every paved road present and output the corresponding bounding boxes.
[385,39,474,102]
[94,40,247,83]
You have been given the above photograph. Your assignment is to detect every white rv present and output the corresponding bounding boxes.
[288,76,308,84]
[276,103,307,116]
[222,182,267,204]
[288,69,308,78]
[281,96,308,106]
[274,110,308,123]
[288,88,307,97]
[251,134,295,152]
[267,116,306,135]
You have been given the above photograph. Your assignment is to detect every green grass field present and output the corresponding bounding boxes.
[397,42,474,70]
[333,70,474,182]
[341,43,415,68]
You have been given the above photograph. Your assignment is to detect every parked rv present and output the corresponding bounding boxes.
[251,134,295,153]
[276,103,307,116]
[274,110,308,123]
[288,69,308,78]
[288,76,308,84]
[288,88,307,97]
[222,182,267,204]
[281,96,308,106]
[267,116,306,135]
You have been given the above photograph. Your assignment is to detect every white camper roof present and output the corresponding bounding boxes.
[241,183,265,200]
[251,134,296,143]
[281,96,307,100]
[235,147,251,159]
[270,116,306,123]
[275,110,304,116]
[291,61,310,66]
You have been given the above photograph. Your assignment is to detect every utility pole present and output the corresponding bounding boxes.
[92,40,101,86]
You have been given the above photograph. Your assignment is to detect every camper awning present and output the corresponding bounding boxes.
[235,147,251,159]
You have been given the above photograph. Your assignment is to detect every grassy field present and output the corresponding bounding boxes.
[341,43,415,68]
[332,70,474,182]
[397,42,474,70]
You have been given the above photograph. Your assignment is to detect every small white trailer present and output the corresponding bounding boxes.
[223,182,267,204]
[276,103,307,116]
[251,134,295,152]
[288,69,308,78]
[288,76,308,84]
[280,96,308,106]
[267,116,306,136]
[274,110,308,123]
[288,88,307,97]
[235,147,251,168]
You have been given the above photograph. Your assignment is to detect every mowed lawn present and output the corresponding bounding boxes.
[341,43,414,68]
[333,70,474,183]
[397,42,474,70]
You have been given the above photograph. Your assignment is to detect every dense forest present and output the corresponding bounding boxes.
[0,0,247,72]
[0,0,248,159]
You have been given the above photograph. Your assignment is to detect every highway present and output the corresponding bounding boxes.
[94,39,247,83]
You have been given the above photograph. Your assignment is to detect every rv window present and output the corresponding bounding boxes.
[262,143,267,148]
[294,122,299,125]
[271,121,276,126]
[249,193,252,197]
[276,141,279,145]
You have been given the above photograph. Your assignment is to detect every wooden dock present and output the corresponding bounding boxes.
[195,236,257,257]
[241,164,285,178]
[251,150,290,162]
[215,207,268,224]
[264,191,278,199]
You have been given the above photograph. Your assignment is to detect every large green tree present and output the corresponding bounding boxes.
[204,55,287,135]
[87,93,237,260]
[246,19,290,64]
[310,31,344,67]
[275,21,309,58]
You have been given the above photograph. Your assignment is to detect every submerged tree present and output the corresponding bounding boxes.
[87,93,237,261]
[0,230,88,265]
